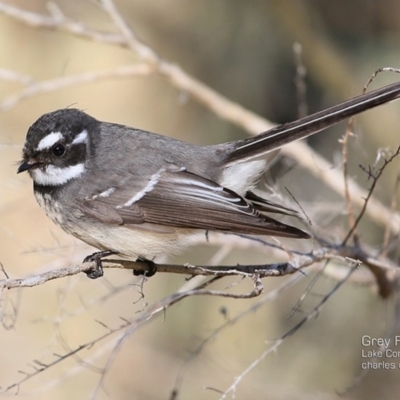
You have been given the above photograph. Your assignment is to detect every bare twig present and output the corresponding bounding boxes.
[1,241,396,297]
[343,144,400,245]
[0,246,366,292]
[340,118,358,241]
[0,64,152,112]
[0,260,9,279]
[0,2,125,44]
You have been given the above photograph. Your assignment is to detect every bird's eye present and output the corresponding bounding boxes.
[52,143,66,157]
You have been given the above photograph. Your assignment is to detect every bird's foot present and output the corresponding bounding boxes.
[133,257,157,277]
[83,250,116,279]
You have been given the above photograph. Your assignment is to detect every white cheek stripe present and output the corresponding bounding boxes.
[31,163,85,186]
[36,132,63,151]
[72,130,88,145]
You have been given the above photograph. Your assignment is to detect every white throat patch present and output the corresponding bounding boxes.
[31,163,85,186]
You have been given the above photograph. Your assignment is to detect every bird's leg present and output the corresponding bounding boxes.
[83,250,116,279]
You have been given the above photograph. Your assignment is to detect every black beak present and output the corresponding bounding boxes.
[17,160,38,174]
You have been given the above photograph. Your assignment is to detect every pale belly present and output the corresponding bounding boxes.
[35,190,198,260]
[69,223,199,260]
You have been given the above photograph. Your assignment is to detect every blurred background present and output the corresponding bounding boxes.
[1,0,400,399]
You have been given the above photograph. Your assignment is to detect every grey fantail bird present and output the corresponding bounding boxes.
[18,81,400,278]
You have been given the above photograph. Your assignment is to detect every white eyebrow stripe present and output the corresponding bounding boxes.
[36,132,63,151]
[72,130,88,145]
[31,163,85,186]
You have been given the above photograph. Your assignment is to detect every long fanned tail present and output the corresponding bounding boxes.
[226,81,400,164]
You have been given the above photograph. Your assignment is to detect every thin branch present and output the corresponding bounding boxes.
[343,144,400,245]
[340,118,358,241]
[0,247,358,291]
[0,64,152,112]
[100,0,160,62]
[1,237,397,297]
[0,260,9,279]
[0,2,125,45]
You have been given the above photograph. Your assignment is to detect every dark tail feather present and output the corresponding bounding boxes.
[226,81,400,164]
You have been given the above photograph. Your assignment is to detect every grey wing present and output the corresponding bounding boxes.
[80,168,309,238]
